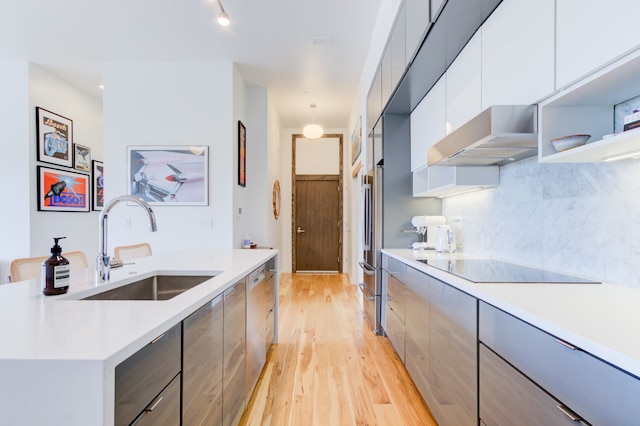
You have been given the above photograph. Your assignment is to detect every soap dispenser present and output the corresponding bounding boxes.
[42,237,70,296]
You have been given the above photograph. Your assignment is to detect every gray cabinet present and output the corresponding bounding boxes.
[131,374,181,426]
[427,275,477,426]
[265,257,276,351]
[182,293,224,425]
[246,265,267,398]
[403,266,430,402]
[223,279,246,426]
[405,0,430,65]
[384,272,406,362]
[479,344,587,425]
[114,323,181,426]
[479,301,640,425]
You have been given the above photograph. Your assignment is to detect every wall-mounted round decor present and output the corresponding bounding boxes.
[272,180,281,219]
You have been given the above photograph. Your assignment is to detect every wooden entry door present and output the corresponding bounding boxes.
[294,175,340,272]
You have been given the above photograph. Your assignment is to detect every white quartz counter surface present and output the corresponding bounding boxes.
[0,248,277,364]
[383,249,640,379]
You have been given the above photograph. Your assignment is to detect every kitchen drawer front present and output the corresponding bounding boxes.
[480,344,587,426]
[131,373,181,426]
[479,301,640,425]
[386,273,406,324]
[115,323,181,426]
[383,255,407,282]
[385,302,405,362]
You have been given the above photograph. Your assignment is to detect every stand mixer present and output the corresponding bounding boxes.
[410,215,446,250]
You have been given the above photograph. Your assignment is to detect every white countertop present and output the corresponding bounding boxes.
[0,248,277,426]
[0,248,277,364]
[383,249,640,379]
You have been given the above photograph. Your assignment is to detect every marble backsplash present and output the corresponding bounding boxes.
[442,156,640,288]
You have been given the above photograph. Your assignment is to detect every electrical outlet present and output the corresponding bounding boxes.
[200,218,213,228]
[125,217,132,228]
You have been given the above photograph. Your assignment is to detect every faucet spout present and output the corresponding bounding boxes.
[97,195,157,282]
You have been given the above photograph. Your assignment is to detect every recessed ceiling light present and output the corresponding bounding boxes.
[311,35,333,45]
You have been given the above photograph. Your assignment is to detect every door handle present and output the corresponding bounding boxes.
[297,226,306,234]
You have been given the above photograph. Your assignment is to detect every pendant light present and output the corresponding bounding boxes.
[216,0,231,27]
[303,103,324,139]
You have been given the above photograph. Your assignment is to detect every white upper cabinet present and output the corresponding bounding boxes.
[446,31,482,134]
[405,0,430,64]
[557,0,640,89]
[410,76,446,172]
[481,0,555,108]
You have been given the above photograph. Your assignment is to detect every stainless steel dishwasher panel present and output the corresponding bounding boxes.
[246,265,267,397]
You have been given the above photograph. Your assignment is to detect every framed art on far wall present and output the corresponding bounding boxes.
[37,166,90,212]
[127,145,209,205]
[92,160,104,211]
[36,107,73,168]
[74,143,91,172]
[238,120,246,187]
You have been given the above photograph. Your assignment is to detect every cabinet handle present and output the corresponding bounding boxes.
[150,333,165,344]
[555,338,578,351]
[556,404,581,422]
[146,396,164,412]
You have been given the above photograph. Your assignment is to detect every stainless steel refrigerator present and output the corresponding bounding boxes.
[359,164,383,335]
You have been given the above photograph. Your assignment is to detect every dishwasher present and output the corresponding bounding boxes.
[245,264,266,395]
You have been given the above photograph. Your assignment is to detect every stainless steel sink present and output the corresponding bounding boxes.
[81,274,215,301]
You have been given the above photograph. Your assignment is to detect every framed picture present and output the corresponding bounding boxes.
[36,107,73,168]
[351,116,362,166]
[37,166,90,212]
[92,160,104,211]
[238,120,246,187]
[74,143,91,171]
[127,145,209,205]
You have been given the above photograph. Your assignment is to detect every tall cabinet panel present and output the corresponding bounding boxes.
[481,0,555,108]
[182,294,224,426]
[223,280,246,426]
[405,0,430,65]
[427,276,478,426]
[556,0,640,89]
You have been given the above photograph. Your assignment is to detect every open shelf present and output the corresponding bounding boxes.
[539,47,640,163]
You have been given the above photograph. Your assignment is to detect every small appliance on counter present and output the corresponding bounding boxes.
[409,215,446,250]
[435,224,457,253]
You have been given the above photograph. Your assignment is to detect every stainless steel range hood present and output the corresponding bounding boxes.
[428,105,538,167]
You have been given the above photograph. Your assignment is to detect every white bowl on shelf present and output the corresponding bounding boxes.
[550,134,591,152]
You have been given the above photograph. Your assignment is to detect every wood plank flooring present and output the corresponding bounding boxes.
[240,273,437,426]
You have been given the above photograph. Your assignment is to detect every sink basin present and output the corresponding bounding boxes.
[81,274,215,301]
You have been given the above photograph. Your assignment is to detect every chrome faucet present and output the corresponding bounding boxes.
[97,195,158,282]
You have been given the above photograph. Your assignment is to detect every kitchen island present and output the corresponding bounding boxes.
[383,248,640,425]
[0,248,278,426]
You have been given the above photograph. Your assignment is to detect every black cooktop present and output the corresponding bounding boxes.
[417,258,600,284]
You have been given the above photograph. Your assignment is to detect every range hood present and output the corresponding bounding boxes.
[428,105,538,167]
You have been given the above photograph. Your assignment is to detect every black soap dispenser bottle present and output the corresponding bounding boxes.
[42,237,70,296]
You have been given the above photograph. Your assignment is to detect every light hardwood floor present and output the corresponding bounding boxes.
[240,273,437,426]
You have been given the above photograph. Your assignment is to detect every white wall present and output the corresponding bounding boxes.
[28,65,103,267]
[296,137,340,174]
[0,62,30,280]
[102,61,235,254]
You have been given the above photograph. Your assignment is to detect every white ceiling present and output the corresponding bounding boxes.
[0,0,383,129]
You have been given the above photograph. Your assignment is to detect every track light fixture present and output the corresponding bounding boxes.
[216,0,231,27]
[303,103,324,139]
